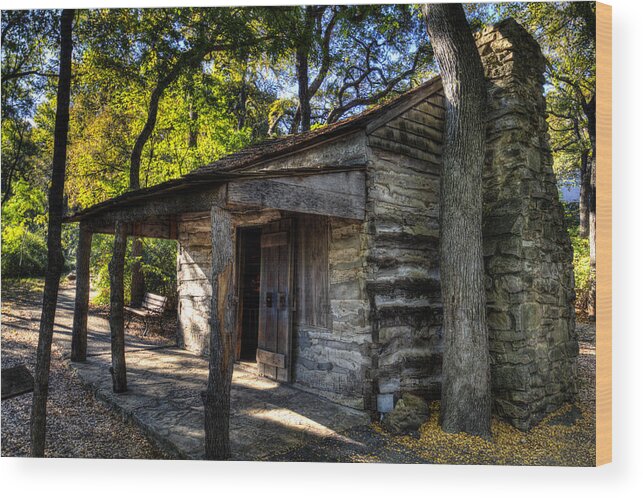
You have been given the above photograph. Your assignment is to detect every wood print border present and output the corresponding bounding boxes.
[596,1,612,466]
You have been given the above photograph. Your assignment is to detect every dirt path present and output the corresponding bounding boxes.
[1,280,167,459]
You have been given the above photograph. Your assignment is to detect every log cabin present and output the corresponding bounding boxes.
[65,19,578,431]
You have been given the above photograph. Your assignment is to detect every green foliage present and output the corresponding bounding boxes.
[1,223,48,277]
[89,235,177,306]
[562,201,580,231]
[569,226,592,313]
[1,178,47,277]
[90,234,127,305]
[494,2,596,187]
[140,239,178,306]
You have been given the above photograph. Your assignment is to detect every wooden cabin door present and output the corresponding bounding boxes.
[257,219,293,381]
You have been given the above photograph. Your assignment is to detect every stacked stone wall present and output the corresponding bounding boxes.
[476,19,577,429]
[177,212,212,355]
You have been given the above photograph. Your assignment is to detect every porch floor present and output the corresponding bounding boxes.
[53,288,369,460]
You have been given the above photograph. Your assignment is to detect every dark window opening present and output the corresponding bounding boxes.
[238,228,261,361]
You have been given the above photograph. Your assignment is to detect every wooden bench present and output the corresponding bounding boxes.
[124,292,168,336]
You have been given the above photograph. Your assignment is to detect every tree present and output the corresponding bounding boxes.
[30,8,74,457]
[421,3,491,438]
[1,10,58,203]
[266,4,433,135]
[77,8,262,305]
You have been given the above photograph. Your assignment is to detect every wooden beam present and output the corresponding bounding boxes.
[71,223,92,362]
[227,171,365,220]
[202,206,236,460]
[84,186,226,228]
[108,220,127,393]
[90,218,179,239]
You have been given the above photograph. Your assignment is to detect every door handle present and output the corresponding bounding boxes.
[278,292,287,309]
[265,292,273,308]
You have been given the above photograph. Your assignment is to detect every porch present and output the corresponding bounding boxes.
[54,286,369,460]
[64,167,369,457]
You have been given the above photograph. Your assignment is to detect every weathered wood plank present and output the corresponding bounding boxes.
[370,127,443,163]
[227,171,365,220]
[272,170,365,195]
[385,117,444,147]
[364,77,443,133]
[88,186,226,228]
[397,107,445,131]
[261,231,288,248]
[257,219,293,382]
[368,135,442,166]
[415,100,446,120]
[244,132,368,173]
[256,348,286,369]
[296,214,330,328]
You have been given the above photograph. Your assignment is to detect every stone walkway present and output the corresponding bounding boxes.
[52,288,369,460]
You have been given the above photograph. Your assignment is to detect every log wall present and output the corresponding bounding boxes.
[365,91,446,409]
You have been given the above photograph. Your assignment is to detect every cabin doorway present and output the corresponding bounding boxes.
[236,220,294,382]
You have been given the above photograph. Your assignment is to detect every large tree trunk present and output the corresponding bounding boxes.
[109,221,128,393]
[290,6,315,134]
[71,223,92,362]
[203,206,236,459]
[30,8,74,457]
[295,45,311,133]
[578,149,590,237]
[422,3,491,438]
[585,94,597,319]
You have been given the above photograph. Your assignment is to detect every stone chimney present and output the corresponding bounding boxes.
[475,19,578,430]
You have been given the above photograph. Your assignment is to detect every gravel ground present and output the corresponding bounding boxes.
[1,279,168,459]
[271,330,596,465]
[1,278,596,465]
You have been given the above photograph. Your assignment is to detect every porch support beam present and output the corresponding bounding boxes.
[70,222,93,362]
[226,170,366,220]
[202,205,236,460]
[108,220,128,393]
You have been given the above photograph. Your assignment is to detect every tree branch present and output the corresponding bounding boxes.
[1,69,57,83]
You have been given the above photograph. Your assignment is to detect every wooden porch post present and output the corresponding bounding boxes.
[202,205,236,460]
[109,220,128,393]
[71,222,92,362]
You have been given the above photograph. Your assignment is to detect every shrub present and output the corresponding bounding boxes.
[1,224,48,277]
[141,238,178,308]
[569,226,592,313]
[89,235,177,307]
